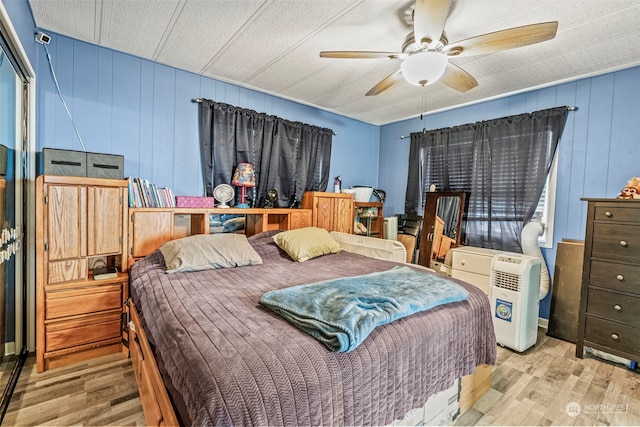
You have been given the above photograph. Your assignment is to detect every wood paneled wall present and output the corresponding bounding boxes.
[6,0,640,320]
[379,66,640,319]
[34,33,381,197]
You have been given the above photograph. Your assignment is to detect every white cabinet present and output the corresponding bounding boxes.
[450,246,504,297]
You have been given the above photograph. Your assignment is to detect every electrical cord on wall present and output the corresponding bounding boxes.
[42,42,87,151]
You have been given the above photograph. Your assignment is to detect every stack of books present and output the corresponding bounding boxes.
[128,177,176,208]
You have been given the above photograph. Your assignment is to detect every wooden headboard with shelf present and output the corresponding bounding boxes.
[127,207,312,267]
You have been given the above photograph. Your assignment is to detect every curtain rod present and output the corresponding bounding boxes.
[192,98,338,135]
[399,105,579,139]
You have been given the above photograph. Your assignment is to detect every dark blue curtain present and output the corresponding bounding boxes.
[199,100,332,208]
[405,107,569,251]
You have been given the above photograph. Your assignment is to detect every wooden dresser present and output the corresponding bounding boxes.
[576,198,640,362]
[36,175,129,372]
[301,191,354,234]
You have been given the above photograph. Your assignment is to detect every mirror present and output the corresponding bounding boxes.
[0,39,27,419]
[417,191,467,269]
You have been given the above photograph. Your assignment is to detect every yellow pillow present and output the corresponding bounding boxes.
[273,227,341,262]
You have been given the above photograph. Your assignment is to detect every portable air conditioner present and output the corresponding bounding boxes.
[490,253,541,352]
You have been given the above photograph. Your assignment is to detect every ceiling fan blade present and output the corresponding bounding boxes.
[440,63,478,92]
[414,0,451,47]
[445,21,558,57]
[320,51,405,59]
[366,70,403,96]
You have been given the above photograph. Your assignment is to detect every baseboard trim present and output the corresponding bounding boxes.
[4,342,15,357]
[538,318,549,330]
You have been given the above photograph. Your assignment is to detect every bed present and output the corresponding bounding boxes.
[126,228,496,426]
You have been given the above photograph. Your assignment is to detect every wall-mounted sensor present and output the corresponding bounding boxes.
[35,31,51,45]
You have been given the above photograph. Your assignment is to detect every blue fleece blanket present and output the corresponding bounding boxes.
[259,266,468,352]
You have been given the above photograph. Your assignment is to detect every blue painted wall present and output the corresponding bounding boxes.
[33,34,380,196]
[4,0,38,65]
[379,67,640,319]
[6,0,380,197]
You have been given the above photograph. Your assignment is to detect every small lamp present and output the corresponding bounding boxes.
[231,162,256,208]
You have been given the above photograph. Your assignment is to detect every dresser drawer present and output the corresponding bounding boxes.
[584,316,640,357]
[450,247,502,276]
[45,312,122,352]
[592,223,640,264]
[590,260,640,293]
[587,288,640,325]
[46,283,123,320]
[594,205,640,224]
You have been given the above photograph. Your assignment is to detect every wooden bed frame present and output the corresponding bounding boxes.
[126,300,179,426]
[125,217,492,426]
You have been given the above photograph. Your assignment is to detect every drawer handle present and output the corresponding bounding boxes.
[605,211,613,217]
[619,240,628,247]
[611,333,619,340]
[614,304,622,311]
[461,260,466,266]
[616,274,624,281]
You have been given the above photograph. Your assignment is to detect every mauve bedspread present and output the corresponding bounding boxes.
[129,231,496,426]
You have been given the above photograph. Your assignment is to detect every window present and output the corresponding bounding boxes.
[199,101,333,208]
[532,154,558,248]
[405,107,568,252]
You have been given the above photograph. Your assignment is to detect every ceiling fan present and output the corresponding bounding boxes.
[320,0,558,96]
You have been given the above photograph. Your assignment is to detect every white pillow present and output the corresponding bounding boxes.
[160,233,262,273]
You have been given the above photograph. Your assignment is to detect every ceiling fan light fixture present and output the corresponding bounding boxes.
[401,51,448,87]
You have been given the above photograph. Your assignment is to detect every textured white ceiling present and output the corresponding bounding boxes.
[28,0,640,125]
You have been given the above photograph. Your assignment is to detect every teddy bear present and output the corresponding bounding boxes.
[617,177,640,199]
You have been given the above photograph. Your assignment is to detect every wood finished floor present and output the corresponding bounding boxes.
[454,329,640,426]
[3,353,144,426]
[0,355,19,401]
[3,329,639,426]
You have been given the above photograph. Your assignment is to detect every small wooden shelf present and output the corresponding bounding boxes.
[44,272,129,290]
[354,201,383,238]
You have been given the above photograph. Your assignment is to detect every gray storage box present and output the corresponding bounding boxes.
[87,152,124,179]
[42,148,86,177]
